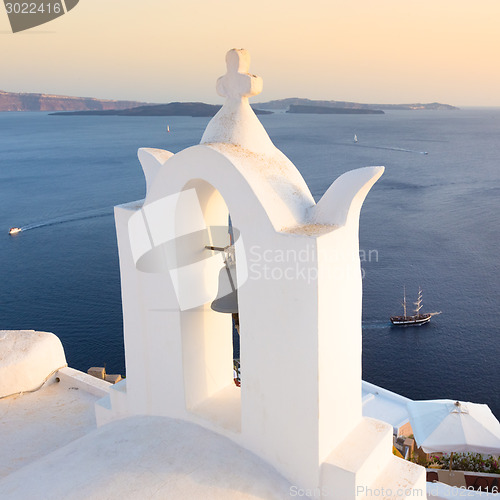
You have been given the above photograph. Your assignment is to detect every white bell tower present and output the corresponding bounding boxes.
[97,48,425,498]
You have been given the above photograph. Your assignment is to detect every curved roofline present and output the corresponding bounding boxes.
[141,144,315,233]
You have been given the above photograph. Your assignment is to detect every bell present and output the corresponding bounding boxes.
[211,262,238,313]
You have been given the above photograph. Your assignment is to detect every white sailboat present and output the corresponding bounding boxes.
[167,125,170,133]
[354,134,358,143]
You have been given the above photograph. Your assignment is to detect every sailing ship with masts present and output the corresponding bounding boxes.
[390,286,439,326]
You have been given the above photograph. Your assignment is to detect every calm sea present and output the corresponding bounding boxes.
[1,109,499,418]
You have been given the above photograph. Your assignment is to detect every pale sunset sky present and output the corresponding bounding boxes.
[1,0,500,106]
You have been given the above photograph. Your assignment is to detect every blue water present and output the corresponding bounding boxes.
[1,110,499,417]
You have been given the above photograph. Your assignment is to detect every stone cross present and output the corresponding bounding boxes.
[216,49,263,101]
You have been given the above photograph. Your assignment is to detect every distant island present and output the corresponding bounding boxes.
[254,98,459,112]
[0,90,150,112]
[50,102,272,117]
[287,104,384,115]
[0,90,459,114]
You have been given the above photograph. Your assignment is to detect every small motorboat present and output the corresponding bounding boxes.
[9,227,22,235]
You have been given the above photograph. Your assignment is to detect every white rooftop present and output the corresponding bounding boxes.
[0,329,292,498]
[0,415,292,499]
[0,369,100,479]
[0,329,492,500]
[362,380,412,434]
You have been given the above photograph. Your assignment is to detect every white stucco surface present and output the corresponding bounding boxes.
[0,415,293,500]
[0,374,100,479]
[0,330,66,398]
[362,381,412,433]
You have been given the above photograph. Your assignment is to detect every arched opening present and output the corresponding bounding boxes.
[176,179,242,433]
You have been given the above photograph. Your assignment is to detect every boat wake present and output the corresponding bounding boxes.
[19,206,114,232]
[353,144,428,155]
[362,321,392,330]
